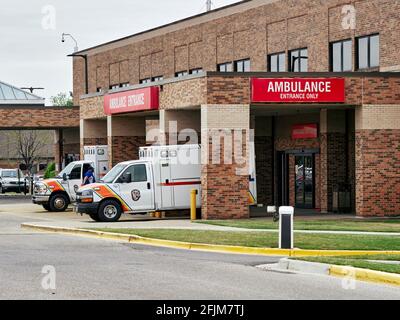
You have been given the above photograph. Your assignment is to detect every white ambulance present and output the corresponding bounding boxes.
[32,146,109,212]
[75,144,257,222]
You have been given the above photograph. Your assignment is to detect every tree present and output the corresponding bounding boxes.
[14,131,48,175]
[51,92,73,107]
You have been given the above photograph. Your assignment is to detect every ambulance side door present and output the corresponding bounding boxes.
[67,163,83,201]
[117,163,155,212]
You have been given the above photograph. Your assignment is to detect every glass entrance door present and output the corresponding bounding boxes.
[295,155,315,209]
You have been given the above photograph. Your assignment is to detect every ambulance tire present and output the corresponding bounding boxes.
[88,212,101,222]
[98,200,122,222]
[49,194,69,212]
[42,204,51,211]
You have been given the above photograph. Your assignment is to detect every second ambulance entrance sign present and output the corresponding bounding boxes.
[104,87,159,115]
[251,78,345,103]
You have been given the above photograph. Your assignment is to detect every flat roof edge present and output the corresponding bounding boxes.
[205,71,400,78]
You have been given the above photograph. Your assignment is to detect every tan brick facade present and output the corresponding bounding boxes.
[73,0,400,102]
[0,107,79,129]
[74,0,400,218]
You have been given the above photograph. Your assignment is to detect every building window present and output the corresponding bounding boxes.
[152,76,164,82]
[217,62,233,72]
[356,34,379,70]
[330,39,352,72]
[96,87,103,93]
[268,52,286,72]
[140,78,151,84]
[120,82,130,88]
[175,71,189,77]
[234,59,251,72]
[109,84,119,90]
[289,48,308,72]
[189,68,203,75]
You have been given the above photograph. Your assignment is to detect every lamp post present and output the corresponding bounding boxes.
[62,33,89,95]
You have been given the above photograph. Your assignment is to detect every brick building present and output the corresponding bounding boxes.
[0,80,80,172]
[72,0,400,218]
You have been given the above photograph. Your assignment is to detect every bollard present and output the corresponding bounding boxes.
[279,206,294,249]
[190,189,198,221]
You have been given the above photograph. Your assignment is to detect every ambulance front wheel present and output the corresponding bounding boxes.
[49,194,69,212]
[98,200,122,222]
[88,212,101,222]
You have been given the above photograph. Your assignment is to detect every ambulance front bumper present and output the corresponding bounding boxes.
[76,202,99,215]
[32,195,50,204]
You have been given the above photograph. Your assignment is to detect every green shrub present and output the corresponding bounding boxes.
[44,162,56,179]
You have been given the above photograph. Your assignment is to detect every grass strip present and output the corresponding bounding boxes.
[195,218,400,233]
[90,228,400,251]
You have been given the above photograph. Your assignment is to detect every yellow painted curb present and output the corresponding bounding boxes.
[21,223,400,258]
[329,265,400,287]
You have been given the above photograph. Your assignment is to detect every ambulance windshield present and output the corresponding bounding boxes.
[102,164,127,183]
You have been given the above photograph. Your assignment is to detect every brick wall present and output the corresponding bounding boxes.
[109,136,146,166]
[80,96,106,119]
[160,78,207,109]
[355,104,400,216]
[74,0,400,99]
[356,130,400,216]
[201,104,250,219]
[0,107,79,129]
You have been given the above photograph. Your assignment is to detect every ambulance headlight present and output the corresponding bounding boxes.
[78,190,94,203]
[80,190,93,197]
[34,183,48,195]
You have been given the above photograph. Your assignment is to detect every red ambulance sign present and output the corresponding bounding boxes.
[104,87,159,115]
[251,78,345,103]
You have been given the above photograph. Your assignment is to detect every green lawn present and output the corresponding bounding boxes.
[90,228,400,251]
[195,218,400,233]
[293,255,400,274]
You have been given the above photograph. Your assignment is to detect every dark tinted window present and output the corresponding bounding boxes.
[175,71,189,77]
[234,59,250,72]
[357,34,379,69]
[120,164,148,183]
[140,78,151,84]
[330,39,352,71]
[289,48,308,72]
[69,165,82,180]
[268,53,286,72]
[217,62,233,72]
[189,68,203,74]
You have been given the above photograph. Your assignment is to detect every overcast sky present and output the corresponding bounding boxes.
[0,0,239,105]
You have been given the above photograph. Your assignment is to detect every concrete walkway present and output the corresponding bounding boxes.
[1,203,399,236]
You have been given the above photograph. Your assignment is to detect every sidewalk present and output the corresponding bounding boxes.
[1,203,398,236]
[20,215,400,236]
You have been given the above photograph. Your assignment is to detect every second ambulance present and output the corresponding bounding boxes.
[76,144,257,222]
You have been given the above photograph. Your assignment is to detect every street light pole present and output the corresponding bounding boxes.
[62,33,89,95]
[69,54,89,95]
[62,33,79,53]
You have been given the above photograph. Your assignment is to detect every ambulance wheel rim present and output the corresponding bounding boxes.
[54,197,66,209]
[104,205,118,219]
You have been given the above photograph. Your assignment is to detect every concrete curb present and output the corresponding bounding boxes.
[21,223,400,258]
[330,265,400,287]
[262,258,400,287]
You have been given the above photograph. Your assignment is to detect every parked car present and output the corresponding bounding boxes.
[0,169,29,194]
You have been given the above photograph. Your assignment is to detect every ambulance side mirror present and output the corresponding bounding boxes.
[62,173,68,181]
[121,172,132,184]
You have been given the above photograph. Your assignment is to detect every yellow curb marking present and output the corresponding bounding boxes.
[329,265,400,287]
[21,223,400,259]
